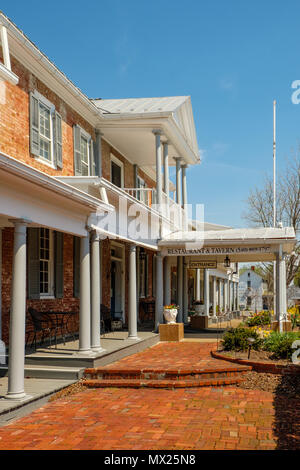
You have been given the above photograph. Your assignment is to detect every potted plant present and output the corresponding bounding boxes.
[193,300,204,315]
[163,304,179,324]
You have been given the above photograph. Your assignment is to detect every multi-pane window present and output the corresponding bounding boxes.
[39,228,52,295]
[73,125,94,176]
[80,135,89,176]
[30,91,63,168]
[39,102,51,161]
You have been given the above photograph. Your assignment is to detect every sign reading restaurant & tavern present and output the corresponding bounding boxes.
[165,246,272,256]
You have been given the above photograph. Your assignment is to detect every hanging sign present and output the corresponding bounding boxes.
[189,260,217,269]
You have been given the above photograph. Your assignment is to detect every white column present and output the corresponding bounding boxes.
[155,252,164,331]
[163,141,170,220]
[204,269,210,317]
[212,275,217,318]
[0,26,11,71]
[181,164,188,230]
[163,256,171,306]
[177,257,183,322]
[91,232,104,352]
[153,130,163,212]
[224,279,229,313]
[183,258,188,323]
[196,268,201,301]
[128,245,139,340]
[276,249,287,332]
[79,234,91,353]
[6,220,28,400]
[174,157,182,228]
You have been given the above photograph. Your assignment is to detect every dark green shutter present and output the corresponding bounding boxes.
[54,231,64,298]
[29,92,40,157]
[54,111,63,169]
[27,227,40,299]
[73,236,80,297]
[89,138,95,176]
[73,125,82,175]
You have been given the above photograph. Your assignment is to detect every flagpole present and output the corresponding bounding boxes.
[273,100,277,325]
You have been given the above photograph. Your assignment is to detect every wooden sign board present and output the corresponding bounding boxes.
[189,260,217,269]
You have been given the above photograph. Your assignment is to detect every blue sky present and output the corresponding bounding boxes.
[2,0,300,227]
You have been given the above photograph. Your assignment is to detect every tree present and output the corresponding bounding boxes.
[242,155,300,289]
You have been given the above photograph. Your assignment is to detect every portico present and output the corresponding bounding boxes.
[158,227,297,330]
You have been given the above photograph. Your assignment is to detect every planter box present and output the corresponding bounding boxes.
[159,323,184,342]
[271,321,292,332]
[190,316,208,330]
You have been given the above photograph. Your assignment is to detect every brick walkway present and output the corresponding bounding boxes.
[0,341,298,450]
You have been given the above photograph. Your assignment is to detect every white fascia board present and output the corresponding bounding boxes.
[99,114,200,165]
[0,13,103,126]
[0,152,113,213]
[0,61,19,85]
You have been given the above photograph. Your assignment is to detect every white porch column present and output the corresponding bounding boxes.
[91,232,104,352]
[153,130,163,212]
[224,279,229,313]
[163,141,170,219]
[174,157,182,228]
[128,245,139,340]
[183,258,188,323]
[204,269,210,317]
[181,164,188,230]
[177,257,183,322]
[212,275,217,318]
[217,279,221,313]
[79,234,91,353]
[276,248,287,332]
[155,251,164,331]
[196,268,201,301]
[6,220,28,400]
[163,256,171,306]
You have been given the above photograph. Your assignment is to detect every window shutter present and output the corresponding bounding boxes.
[145,254,149,297]
[73,125,82,175]
[54,231,64,298]
[89,138,95,176]
[73,236,80,298]
[27,228,40,299]
[54,111,63,169]
[29,92,40,157]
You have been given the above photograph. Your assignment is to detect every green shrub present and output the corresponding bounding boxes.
[246,311,271,327]
[222,327,262,352]
[263,331,300,359]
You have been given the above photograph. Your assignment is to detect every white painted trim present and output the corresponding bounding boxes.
[0,62,18,85]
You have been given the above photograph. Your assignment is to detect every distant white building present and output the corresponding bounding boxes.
[239,268,267,312]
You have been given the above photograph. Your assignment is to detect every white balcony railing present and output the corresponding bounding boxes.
[123,187,187,231]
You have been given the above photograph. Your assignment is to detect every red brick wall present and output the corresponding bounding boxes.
[1,228,79,345]
[0,52,94,176]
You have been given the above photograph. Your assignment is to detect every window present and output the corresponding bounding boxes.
[30,91,63,168]
[27,228,64,299]
[110,154,124,188]
[137,176,148,204]
[73,125,94,176]
[39,228,52,296]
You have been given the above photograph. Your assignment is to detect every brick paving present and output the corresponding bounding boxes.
[0,341,298,450]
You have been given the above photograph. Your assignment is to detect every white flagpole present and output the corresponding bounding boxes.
[273,100,277,324]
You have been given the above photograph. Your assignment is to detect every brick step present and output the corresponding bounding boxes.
[84,365,251,382]
[83,376,244,389]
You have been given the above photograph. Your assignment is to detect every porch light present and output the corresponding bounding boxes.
[224,256,230,268]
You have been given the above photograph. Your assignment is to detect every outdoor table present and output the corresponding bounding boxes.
[44,311,78,348]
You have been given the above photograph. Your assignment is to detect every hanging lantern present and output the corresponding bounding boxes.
[224,256,230,268]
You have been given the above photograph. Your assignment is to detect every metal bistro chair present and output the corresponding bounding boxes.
[26,307,57,350]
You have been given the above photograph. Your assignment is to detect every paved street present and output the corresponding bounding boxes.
[0,341,298,450]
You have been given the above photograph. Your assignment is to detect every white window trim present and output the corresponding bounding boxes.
[33,90,56,169]
[110,153,124,188]
[39,228,55,299]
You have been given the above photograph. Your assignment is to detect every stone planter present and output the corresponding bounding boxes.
[194,304,205,315]
[163,308,178,324]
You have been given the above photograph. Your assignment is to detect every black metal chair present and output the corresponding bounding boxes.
[26,307,57,350]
